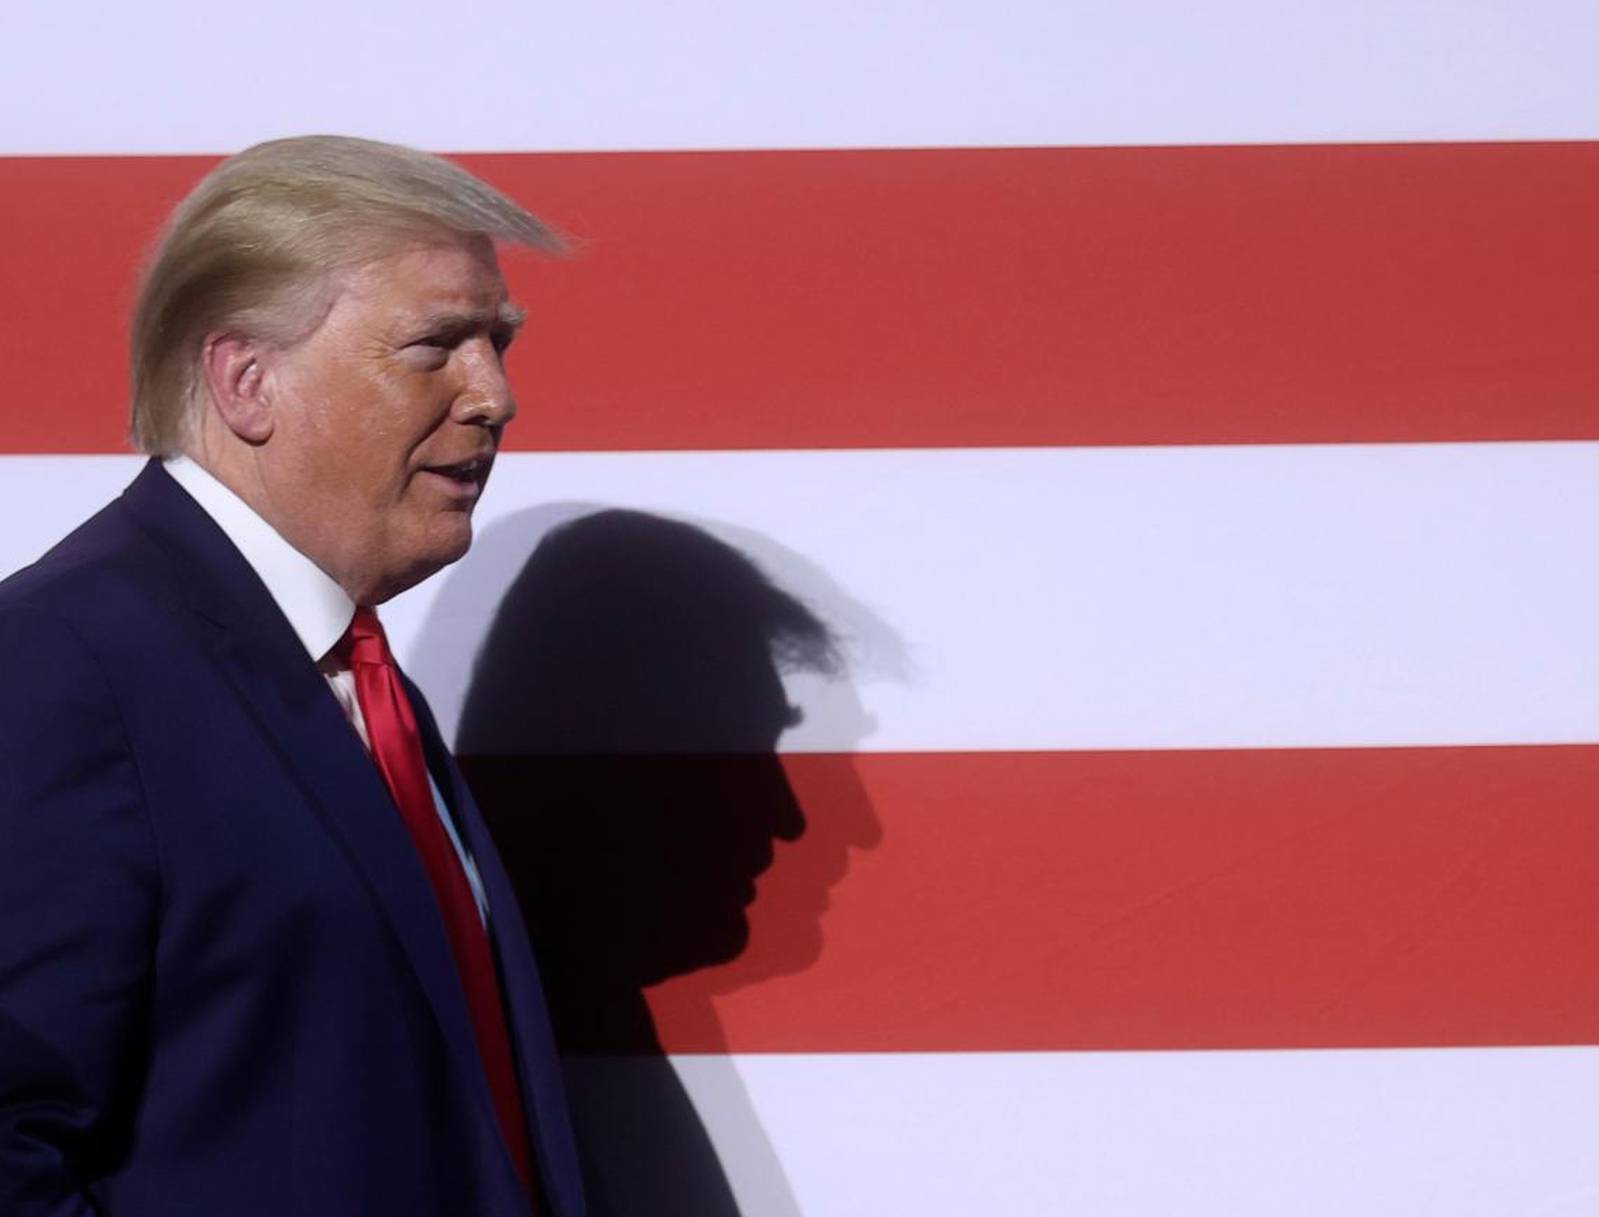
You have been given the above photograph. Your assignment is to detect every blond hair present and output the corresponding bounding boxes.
[129,134,562,454]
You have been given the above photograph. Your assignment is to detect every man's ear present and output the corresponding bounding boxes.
[198,333,275,444]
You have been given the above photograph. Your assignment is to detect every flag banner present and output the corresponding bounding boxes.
[7,143,1599,453]
[6,11,1599,1200]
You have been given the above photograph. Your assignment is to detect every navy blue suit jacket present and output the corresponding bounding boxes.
[0,460,585,1216]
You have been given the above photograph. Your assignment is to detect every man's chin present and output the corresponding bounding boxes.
[373,522,475,602]
[438,519,475,562]
[424,522,476,578]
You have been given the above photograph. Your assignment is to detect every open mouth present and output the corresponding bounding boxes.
[423,456,491,486]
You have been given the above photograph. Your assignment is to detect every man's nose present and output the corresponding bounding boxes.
[453,341,518,428]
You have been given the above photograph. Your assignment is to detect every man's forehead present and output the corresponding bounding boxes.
[332,237,513,318]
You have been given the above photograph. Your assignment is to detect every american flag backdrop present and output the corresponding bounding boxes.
[5,3,1599,1212]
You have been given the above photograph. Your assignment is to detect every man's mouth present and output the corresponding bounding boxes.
[423,456,492,486]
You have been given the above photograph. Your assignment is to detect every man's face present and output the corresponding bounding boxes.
[258,235,521,603]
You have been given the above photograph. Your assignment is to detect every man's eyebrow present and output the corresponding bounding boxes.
[407,303,526,338]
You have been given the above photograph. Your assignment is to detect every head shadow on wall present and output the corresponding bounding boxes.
[451,506,883,1055]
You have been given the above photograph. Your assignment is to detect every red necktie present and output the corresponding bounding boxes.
[337,607,535,1197]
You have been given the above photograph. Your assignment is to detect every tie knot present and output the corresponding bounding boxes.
[337,606,393,668]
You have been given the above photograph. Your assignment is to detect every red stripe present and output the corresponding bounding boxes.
[469,745,1599,1054]
[5,143,1599,452]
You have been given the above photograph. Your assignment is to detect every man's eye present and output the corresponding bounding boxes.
[402,339,452,368]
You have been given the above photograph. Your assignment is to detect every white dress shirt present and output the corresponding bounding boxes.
[165,456,489,921]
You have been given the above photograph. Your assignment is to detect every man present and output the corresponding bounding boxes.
[0,136,584,1216]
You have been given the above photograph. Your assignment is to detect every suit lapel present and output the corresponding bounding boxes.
[119,461,525,1196]
[413,690,586,1217]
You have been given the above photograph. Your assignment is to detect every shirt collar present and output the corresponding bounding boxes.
[164,455,355,663]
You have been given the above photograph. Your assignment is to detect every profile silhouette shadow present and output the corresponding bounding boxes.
[448,507,882,1217]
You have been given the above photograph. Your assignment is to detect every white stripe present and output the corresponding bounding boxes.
[4,2,1599,154]
[0,455,139,569]
[560,1047,1599,1217]
[7,445,1599,755]
[392,443,1599,753]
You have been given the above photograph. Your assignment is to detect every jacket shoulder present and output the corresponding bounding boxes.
[0,488,178,646]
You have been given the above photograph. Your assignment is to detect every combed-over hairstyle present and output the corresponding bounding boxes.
[129,134,562,455]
